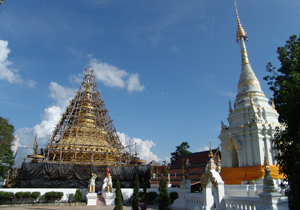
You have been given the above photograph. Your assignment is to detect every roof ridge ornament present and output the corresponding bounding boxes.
[234,0,247,43]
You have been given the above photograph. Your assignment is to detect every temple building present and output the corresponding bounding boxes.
[15,68,150,188]
[218,1,284,184]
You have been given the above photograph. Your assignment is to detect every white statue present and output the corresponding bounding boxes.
[88,173,97,193]
[106,173,113,193]
[102,177,108,192]
[181,174,187,186]
[167,173,171,184]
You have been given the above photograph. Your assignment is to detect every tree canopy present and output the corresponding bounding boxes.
[0,117,15,180]
[170,142,191,165]
[264,34,300,210]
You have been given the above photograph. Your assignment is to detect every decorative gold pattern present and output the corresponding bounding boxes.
[225,135,241,153]
[221,122,284,134]
[236,92,265,101]
[241,50,250,65]
[238,79,261,89]
[200,171,218,189]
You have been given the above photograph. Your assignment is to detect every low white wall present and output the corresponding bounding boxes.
[0,188,88,202]
[224,184,263,197]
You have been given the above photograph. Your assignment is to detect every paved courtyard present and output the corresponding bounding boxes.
[0,204,159,210]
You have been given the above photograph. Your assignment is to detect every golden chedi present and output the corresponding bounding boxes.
[46,68,133,165]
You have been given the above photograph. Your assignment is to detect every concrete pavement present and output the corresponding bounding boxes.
[0,204,159,210]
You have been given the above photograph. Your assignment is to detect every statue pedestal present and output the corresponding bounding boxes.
[102,191,115,205]
[86,193,97,206]
[259,192,288,210]
[171,189,190,210]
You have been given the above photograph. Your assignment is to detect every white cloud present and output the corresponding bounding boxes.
[0,40,36,88]
[49,82,76,108]
[89,58,128,88]
[27,80,36,88]
[117,132,160,163]
[0,40,22,84]
[13,82,75,153]
[127,73,145,93]
[11,136,21,155]
[84,57,145,92]
[197,146,209,152]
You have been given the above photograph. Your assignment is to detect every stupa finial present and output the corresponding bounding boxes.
[86,67,91,92]
[234,0,247,43]
[33,134,38,155]
[208,140,213,158]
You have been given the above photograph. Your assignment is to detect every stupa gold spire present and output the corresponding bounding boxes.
[234,0,247,43]
[234,0,263,98]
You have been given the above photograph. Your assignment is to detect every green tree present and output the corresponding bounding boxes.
[158,175,170,210]
[114,178,123,210]
[264,34,300,210]
[141,177,148,203]
[0,117,15,180]
[74,189,82,202]
[132,174,139,210]
[170,142,191,165]
[161,165,168,177]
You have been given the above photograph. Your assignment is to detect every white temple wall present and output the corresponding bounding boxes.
[220,123,279,168]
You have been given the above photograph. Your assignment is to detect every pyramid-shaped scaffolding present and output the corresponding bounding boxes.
[45,68,136,165]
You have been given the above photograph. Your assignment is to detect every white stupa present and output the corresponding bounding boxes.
[218,1,284,184]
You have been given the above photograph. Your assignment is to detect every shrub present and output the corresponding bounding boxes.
[0,191,14,204]
[44,191,63,202]
[139,192,145,199]
[15,192,24,200]
[169,192,178,204]
[74,189,82,202]
[31,192,40,200]
[147,192,157,204]
[23,192,31,199]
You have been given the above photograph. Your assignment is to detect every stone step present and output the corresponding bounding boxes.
[97,196,106,205]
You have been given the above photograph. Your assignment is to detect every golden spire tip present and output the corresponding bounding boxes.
[234,0,248,42]
[208,140,213,158]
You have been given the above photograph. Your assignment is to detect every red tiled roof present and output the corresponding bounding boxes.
[171,149,219,168]
[149,148,220,187]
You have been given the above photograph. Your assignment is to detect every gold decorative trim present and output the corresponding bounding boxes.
[200,171,218,189]
[230,105,274,115]
[236,92,265,101]
[241,50,250,65]
[238,79,261,89]
[225,135,241,153]
[221,123,284,134]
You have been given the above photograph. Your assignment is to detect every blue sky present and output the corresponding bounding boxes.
[1,0,299,163]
